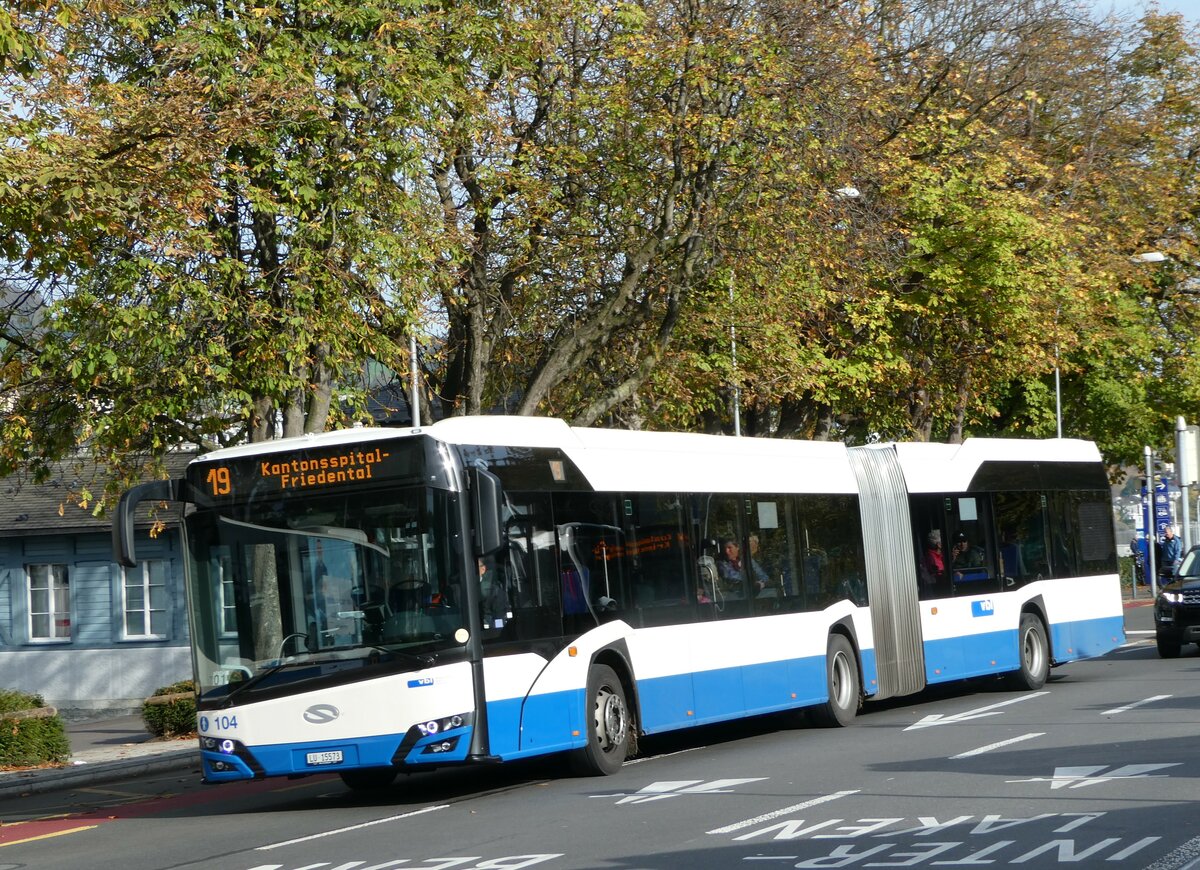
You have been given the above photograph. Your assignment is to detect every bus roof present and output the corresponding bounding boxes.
[430,416,857,494]
[191,417,1104,496]
[890,438,1104,493]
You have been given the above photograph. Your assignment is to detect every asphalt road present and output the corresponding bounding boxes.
[4,602,1194,870]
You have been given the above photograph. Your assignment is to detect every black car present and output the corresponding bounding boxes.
[1154,544,1200,657]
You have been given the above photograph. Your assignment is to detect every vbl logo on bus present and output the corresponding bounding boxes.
[971,600,994,617]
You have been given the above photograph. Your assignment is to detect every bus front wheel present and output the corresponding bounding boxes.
[1007,613,1049,690]
[811,634,859,728]
[571,664,631,776]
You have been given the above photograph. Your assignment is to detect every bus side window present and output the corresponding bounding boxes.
[553,492,628,631]
[494,492,560,642]
[795,494,866,609]
[622,493,692,609]
[994,491,1045,587]
[948,496,999,595]
[909,496,948,600]
[747,497,794,606]
[703,494,751,613]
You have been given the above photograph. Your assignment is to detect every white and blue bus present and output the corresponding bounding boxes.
[113,417,1124,788]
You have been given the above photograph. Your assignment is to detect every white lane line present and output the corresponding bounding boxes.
[950,732,1044,759]
[1102,694,1173,716]
[707,789,859,835]
[255,804,449,850]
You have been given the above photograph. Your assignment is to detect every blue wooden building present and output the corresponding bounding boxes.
[0,456,193,715]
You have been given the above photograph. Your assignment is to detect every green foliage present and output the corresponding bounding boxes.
[2,0,1199,477]
[141,680,197,738]
[0,690,70,767]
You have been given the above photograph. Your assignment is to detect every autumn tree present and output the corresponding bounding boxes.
[2,0,1199,483]
[0,0,440,488]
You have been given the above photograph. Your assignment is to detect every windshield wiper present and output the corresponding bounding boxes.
[217,647,435,707]
[219,660,293,708]
[388,649,435,668]
[364,643,435,669]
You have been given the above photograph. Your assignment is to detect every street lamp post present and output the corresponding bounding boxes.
[410,334,421,428]
[729,278,740,437]
[1054,364,1062,439]
[1179,416,1199,552]
[1146,445,1159,598]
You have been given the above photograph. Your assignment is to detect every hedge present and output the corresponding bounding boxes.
[142,680,198,738]
[0,689,70,767]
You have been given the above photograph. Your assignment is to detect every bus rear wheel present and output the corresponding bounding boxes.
[339,767,397,791]
[1007,613,1049,690]
[571,664,631,776]
[811,634,859,728]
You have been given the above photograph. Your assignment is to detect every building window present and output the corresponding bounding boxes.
[124,560,168,639]
[28,564,71,642]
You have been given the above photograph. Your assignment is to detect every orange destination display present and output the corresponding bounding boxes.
[187,439,427,506]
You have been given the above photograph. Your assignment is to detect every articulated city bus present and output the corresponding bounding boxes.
[113,417,1124,789]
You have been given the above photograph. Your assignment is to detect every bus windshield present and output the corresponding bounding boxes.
[184,486,465,701]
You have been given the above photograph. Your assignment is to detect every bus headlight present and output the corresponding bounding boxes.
[417,714,468,737]
[201,735,243,756]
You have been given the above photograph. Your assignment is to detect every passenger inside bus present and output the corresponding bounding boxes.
[951,532,987,584]
[999,528,1026,583]
[922,530,945,590]
[718,538,767,597]
[478,557,509,628]
[748,533,786,597]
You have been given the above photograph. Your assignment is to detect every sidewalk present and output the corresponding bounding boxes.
[1124,583,1158,607]
[0,714,198,801]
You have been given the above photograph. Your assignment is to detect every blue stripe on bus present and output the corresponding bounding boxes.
[216,612,1123,777]
[924,613,1125,684]
[1049,613,1126,661]
[488,646,882,761]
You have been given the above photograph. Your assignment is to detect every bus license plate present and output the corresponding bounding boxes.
[306,750,343,766]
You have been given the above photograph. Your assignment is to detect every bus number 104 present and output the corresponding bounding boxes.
[200,715,239,731]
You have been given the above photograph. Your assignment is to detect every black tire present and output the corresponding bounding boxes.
[1157,635,1182,658]
[570,664,631,776]
[1007,613,1049,690]
[810,634,859,728]
[339,767,397,791]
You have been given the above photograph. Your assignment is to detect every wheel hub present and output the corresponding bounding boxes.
[595,688,628,751]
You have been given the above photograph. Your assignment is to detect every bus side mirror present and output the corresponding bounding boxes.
[112,479,179,567]
[467,466,505,557]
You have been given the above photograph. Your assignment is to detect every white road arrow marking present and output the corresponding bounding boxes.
[904,691,1049,731]
[1008,763,1181,789]
[613,778,767,804]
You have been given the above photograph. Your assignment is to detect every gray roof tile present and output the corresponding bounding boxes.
[0,453,195,537]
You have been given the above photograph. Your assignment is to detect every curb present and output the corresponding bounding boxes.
[0,748,198,801]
